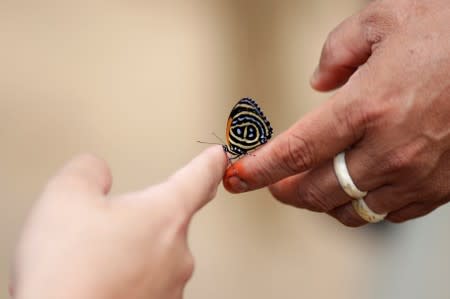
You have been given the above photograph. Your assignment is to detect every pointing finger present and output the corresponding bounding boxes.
[167,146,228,217]
[224,88,367,193]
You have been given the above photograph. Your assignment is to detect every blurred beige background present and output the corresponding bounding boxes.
[1,1,449,298]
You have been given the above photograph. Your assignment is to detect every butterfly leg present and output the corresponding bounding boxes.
[222,146,243,164]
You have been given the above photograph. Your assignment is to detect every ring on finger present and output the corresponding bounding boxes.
[333,152,387,223]
[352,198,387,223]
[333,152,367,199]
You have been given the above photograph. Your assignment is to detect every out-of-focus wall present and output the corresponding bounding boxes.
[1,1,449,299]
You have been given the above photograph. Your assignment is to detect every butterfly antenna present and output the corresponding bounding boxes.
[212,132,226,145]
[197,132,226,146]
[196,141,223,145]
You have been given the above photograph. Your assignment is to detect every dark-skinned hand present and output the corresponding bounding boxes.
[224,0,450,227]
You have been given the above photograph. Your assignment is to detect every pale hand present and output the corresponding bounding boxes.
[11,146,227,299]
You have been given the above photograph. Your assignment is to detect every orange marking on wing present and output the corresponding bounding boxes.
[225,117,232,146]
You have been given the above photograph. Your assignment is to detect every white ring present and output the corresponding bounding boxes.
[333,152,387,223]
[352,198,387,223]
[333,152,367,199]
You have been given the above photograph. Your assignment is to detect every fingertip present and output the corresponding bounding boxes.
[309,67,323,91]
[222,167,234,192]
[311,12,373,92]
[223,162,250,194]
[310,74,326,92]
[310,67,351,92]
[223,138,288,193]
[223,174,248,194]
[166,146,229,215]
[202,145,229,178]
[214,145,229,167]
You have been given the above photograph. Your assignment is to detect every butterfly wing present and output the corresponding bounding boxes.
[225,98,273,157]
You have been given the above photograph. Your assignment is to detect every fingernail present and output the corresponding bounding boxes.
[223,163,249,193]
[226,176,248,193]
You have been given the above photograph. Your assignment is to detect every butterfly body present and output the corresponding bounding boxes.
[224,98,273,159]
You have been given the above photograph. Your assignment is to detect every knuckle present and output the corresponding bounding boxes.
[385,150,411,173]
[408,141,436,178]
[357,97,388,126]
[359,2,397,46]
[336,68,395,132]
[331,97,368,142]
[359,14,385,46]
[385,140,431,175]
[277,133,315,174]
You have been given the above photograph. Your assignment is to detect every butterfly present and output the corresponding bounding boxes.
[198,98,273,160]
